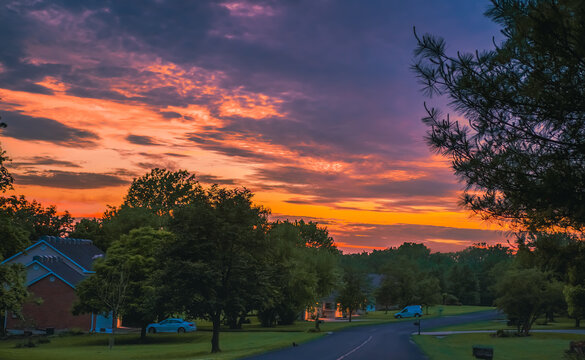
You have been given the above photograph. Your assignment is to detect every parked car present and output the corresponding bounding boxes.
[394,305,423,319]
[146,318,197,334]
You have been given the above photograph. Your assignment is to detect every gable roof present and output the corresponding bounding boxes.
[2,236,104,274]
[35,256,86,286]
[38,236,104,271]
[26,259,86,289]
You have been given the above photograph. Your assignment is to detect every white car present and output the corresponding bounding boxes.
[147,318,197,334]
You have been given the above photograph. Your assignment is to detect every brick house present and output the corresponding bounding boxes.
[2,235,110,332]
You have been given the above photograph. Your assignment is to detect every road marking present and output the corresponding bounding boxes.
[335,336,373,360]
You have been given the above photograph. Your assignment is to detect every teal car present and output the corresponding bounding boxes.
[394,305,423,319]
[147,318,196,333]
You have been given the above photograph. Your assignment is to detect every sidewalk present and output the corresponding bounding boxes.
[416,329,585,336]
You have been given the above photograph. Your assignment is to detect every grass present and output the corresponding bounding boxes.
[414,332,583,360]
[429,314,583,332]
[416,313,585,360]
[0,305,494,360]
[0,332,322,360]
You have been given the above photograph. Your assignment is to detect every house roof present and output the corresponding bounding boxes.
[39,236,104,271]
[34,256,87,287]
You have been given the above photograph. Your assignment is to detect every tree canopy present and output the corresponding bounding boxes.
[413,0,585,232]
[161,186,271,353]
[123,168,203,217]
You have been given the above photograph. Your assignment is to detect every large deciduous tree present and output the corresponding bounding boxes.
[123,168,203,217]
[0,260,27,336]
[494,267,562,335]
[258,221,339,328]
[110,227,171,340]
[73,228,168,349]
[161,186,270,353]
[413,0,585,232]
[337,266,369,322]
[0,195,73,242]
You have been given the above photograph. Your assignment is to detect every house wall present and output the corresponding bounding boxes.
[6,276,91,331]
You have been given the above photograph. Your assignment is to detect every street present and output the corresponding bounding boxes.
[246,310,500,360]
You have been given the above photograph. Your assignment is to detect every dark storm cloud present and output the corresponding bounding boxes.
[197,173,236,185]
[11,156,81,168]
[14,170,129,189]
[1,111,99,147]
[0,0,500,160]
[185,133,279,162]
[160,111,182,119]
[126,134,160,146]
[253,165,458,201]
[134,161,178,171]
[137,151,189,159]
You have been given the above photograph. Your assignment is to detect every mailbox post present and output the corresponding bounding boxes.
[414,320,421,335]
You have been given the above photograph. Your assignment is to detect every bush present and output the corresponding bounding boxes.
[492,329,511,338]
[277,308,298,326]
[442,293,460,306]
[257,308,278,328]
[58,328,84,337]
[564,341,585,360]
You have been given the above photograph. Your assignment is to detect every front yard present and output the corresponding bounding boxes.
[414,314,585,360]
[0,306,494,360]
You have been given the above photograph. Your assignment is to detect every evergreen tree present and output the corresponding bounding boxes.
[413,0,585,232]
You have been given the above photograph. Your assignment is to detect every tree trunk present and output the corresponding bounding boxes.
[314,310,320,331]
[349,308,352,322]
[0,313,5,337]
[211,314,221,353]
[227,314,240,329]
[576,318,581,328]
[140,325,146,342]
[238,314,246,328]
[109,311,117,350]
[547,311,555,323]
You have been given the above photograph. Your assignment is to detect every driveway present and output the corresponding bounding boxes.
[246,310,500,360]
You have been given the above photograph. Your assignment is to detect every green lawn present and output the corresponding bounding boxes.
[429,314,583,332]
[414,332,582,360]
[0,332,322,360]
[0,306,494,360]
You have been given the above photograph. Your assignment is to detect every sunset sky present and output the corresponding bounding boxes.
[0,0,509,253]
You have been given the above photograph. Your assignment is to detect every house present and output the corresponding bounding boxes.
[2,235,111,332]
[304,273,384,320]
[364,274,383,313]
[304,293,343,321]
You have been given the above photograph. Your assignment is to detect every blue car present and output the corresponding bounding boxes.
[147,318,197,334]
[394,305,423,319]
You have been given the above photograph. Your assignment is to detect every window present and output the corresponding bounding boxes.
[33,265,39,271]
[49,276,55,282]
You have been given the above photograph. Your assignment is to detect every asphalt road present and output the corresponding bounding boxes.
[246,310,500,360]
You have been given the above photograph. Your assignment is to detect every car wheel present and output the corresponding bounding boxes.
[415,314,421,318]
[148,328,156,334]
[178,327,185,334]
[396,315,401,319]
